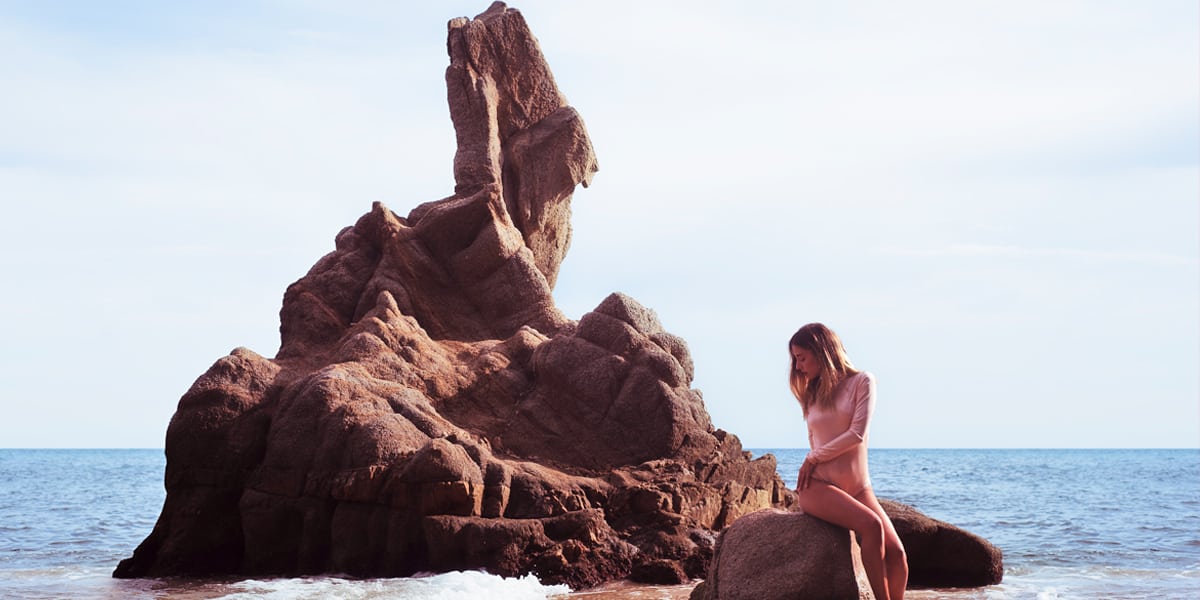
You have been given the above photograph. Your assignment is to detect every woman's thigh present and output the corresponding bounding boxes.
[799,481,881,534]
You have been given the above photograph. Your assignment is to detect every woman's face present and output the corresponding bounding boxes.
[791,345,820,379]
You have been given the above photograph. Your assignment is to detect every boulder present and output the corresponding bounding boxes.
[690,509,869,600]
[880,499,1004,587]
[113,2,793,589]
[691,502,1003,600]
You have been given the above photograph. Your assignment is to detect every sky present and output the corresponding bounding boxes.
[1,1,1197,449]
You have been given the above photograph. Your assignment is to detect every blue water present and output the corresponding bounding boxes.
[1,449,1197,599]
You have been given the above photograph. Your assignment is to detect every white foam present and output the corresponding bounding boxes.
[214,571,571,600]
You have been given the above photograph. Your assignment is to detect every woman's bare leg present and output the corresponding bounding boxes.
[799,481,891,600]
[856,489,908,600]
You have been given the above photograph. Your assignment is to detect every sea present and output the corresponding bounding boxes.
[1,448,1197,600]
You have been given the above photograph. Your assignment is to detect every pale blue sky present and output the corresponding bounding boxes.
[1,1,1197,449]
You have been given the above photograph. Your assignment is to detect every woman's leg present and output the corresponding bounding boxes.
[799,481,891,600]
[855,489,908,600]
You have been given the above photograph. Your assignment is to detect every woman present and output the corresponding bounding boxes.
[790,323,908,600]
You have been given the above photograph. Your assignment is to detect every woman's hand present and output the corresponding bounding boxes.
[797,457,817,490]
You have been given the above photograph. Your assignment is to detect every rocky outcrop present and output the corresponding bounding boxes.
[113,2,792,589]
[691,503,1003,600]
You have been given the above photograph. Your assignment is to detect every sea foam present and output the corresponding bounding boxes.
[214,571,571,600]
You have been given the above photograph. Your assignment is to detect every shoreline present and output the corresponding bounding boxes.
[4,449,1198,599]
[566,580,699,599]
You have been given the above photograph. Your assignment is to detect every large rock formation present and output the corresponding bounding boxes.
[113,2,790,589]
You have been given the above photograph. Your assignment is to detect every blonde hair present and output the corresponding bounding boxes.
[788,323,857,416]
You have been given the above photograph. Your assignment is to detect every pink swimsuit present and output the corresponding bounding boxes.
[805,371,876,497]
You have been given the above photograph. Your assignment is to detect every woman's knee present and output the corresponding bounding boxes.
[856,514,886,545]
[885,538,908,567]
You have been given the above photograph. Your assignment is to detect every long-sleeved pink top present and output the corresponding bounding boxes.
[805,371,876,496]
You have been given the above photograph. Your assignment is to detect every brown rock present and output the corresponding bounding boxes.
[630,558,690,585]
[113,2,789,589]
[692,509,867,600]
[691,502,1004,599]
[444,0,596,289]
[880,499,1004,588]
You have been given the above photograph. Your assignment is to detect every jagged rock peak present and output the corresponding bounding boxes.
[445,1,598,288]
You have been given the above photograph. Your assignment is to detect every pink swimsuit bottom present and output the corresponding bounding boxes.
[809,474,871,498]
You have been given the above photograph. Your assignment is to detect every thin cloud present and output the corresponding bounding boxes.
[875,243,1199,267]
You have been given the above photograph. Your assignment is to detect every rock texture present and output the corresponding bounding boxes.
[690,510,869,600]
[113,2,791,589]
[880,499,1004,588]
[691,504,1004,600]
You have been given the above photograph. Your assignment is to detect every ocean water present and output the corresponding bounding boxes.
[1,448,1196,599]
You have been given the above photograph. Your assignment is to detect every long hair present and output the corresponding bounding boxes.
[788,323,857,416]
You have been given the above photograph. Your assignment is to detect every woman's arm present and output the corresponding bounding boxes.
[798,428,818,488]
[805,372,875,463]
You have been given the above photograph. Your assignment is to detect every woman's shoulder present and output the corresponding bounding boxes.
[834,370,873,395]
[848,370,875,394]
[840,371,875,404]
[848,370,874,384]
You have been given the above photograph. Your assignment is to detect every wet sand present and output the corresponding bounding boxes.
[566,579,699,599]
